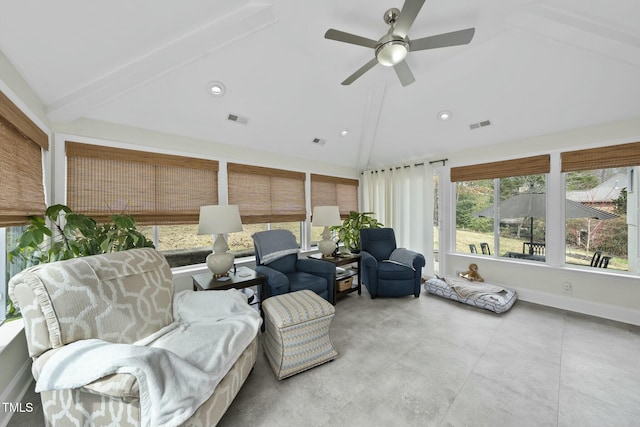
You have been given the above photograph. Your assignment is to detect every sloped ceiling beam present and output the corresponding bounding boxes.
[46,4,277,123]
[507,4,640,68]
[357,85,386,170]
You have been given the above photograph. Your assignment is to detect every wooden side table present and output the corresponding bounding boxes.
[307,253,361,303]
[192,266,266,318]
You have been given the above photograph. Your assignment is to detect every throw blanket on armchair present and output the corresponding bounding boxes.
[36,289,261,427]
[253,229,299,264]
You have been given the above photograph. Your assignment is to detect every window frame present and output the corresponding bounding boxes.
[452,156,550,262]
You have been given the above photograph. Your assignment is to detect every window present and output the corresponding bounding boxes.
[452,155,550,261]
[66,142,218,224]
[227,163,306,255]
[310,174,359,245]
[562,142,640,272]
[227,222,302,255]
[65,142,219,268]
[228,163,306,223]
[1,90,48,323]
[3,226,27,322]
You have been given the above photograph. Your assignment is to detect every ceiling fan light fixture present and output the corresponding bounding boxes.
[376,40,408,66]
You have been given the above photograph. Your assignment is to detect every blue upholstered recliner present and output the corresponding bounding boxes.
[253,230,336,304]
[359,228,425,299]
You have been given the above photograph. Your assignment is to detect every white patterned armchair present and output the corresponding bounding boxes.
[9,248,260,427]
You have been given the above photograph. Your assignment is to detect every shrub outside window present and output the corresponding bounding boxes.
[565,168,631,271]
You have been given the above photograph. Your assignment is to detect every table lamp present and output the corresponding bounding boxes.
[198,205,243,277]
[312,206,341,257]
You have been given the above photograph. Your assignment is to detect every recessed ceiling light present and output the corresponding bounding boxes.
[207,81,226,97]
[437,110,452,120]
[340,129,349,137]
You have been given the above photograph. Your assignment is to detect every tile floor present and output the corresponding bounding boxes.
[10,286,640,426]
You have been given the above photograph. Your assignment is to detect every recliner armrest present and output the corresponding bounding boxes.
[360,250,378,268]
[296,258,336,304]
[412,253,426,269]
[389,248,425,270]
[255,265,289,293]
[296,258,336,276]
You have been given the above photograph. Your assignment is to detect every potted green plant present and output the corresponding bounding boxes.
[331,211,383,253]
[9,204,154,267]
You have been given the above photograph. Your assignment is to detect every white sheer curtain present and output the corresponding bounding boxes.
[362,163,434,275]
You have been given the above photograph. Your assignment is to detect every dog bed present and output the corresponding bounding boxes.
[424,276,517,313]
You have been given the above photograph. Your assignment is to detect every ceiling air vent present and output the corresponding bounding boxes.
[227,113,249,125]
[311,137,326,146]
[470,120,491,130]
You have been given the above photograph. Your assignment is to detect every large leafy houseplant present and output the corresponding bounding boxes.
[6,205,154,320]
[9,204,154,267]
[331,211,383,253]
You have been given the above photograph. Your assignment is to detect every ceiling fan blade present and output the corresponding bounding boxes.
[325,29,378,49]
[394,0,426,38]
[393,60,415,86]
[410,28,475,51]
[342,58,379,85]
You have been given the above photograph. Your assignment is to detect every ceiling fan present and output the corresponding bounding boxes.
[324,0,475,86]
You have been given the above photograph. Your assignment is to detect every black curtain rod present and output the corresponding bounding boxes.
[428,158,448,166]
[361,162,425,174]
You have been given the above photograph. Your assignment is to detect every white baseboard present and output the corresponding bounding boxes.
[0,358,33,427]
[516,287,640,326]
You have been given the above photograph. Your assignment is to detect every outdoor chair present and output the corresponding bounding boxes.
[480,242,491,255]
[590,250,611,268]
[469,244,478,253]
[523,242,545,255]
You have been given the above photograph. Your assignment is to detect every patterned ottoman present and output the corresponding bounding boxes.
[262,290,338,380]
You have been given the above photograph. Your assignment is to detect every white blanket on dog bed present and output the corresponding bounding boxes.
[425,276,517,313]
[443,275,507,299]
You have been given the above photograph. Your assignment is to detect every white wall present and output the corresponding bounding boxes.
[52,118,357,180]
[436,117,640,326]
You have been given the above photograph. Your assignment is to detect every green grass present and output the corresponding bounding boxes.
[455,228,627,270]
[139,222,325,253]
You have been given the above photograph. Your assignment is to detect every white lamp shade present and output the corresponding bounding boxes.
[312,206,342,227]
[197,205,243,235]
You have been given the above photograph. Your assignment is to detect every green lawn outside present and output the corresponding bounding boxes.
[455,228,627,270]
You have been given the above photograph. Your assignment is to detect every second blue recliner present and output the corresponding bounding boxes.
[359,228,425,299]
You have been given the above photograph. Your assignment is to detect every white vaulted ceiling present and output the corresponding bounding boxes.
[1,0,639,169]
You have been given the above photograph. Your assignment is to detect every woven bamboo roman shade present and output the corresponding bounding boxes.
[450,155,550,182]
[561,142,640,172]
[310,174,359,218]
[66,142,218,224]
[0,91,48,226]
[227,163,306,224]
